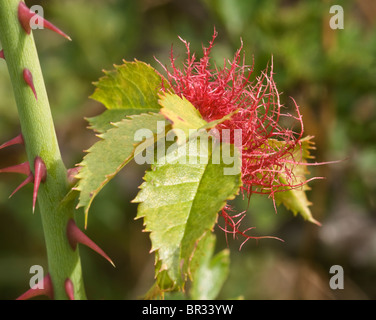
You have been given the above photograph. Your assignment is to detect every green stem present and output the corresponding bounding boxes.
[0,0,86,299]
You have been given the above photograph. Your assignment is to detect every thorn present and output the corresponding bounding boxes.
[0,161,30,175]
[66,219,115,267]
[18,2,32,34]
[23,68,37,100]
[0,49,4,60]
[0,133,24,150]
[64,278,74,300]
[18,2,72,41]
[16,273,53,300]
[9,174,34,199]
[67,167,80,186]
[33,157,47,213]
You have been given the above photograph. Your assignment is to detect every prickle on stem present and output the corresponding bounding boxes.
[0,161,30,175]
[16,273,54,300]
[64,278,74,300]
[23,68,37,100]
[0,49,4,60]
[66,219,115,267]
[33,156,47,213]
[0,161,33,199]
[67,167,81,186]
[0,134,24,150]
[9,174,34,199]
[18,1,72,41]
[0,141,47,211]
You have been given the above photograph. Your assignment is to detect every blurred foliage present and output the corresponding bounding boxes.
[0,0,375,299]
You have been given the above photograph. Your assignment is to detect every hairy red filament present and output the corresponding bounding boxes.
[158,32,312,244]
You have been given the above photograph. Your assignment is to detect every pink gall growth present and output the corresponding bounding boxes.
[158,32,314,243]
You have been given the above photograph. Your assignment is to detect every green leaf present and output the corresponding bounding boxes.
[272,136,320,225]
[88,60,170,133]
[75,61,173,224]
[91,59,166,111]
[75,112,168,226]
[133,134,242,290]
[86,109,156,134]
[189,232,230,300]
[159,93,238,138]
[159,93,207,137]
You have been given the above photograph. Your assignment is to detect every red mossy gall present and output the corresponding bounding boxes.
[158,31,315,244]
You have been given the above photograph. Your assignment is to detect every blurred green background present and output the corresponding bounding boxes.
[0,0,375,300]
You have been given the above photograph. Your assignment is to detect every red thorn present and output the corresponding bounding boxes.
[64,278,75,300]
[40,16,72,41]
[0,49,4,60]
[18,2,72,41]
[66,219,115,267]
[23,68,37,100]
[33,157,47,213]
[67,167,80,186]
[0,161,30,175]
[16,273,53,300]
[0,133,24,150]
[18,2,33,34]
[9,173,34,198]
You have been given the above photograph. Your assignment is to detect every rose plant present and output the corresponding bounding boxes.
[0,1,322,300]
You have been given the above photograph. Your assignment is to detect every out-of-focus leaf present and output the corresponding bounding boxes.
[190,232,230,300]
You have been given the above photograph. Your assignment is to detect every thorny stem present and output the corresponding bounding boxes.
[0,0,86,299]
